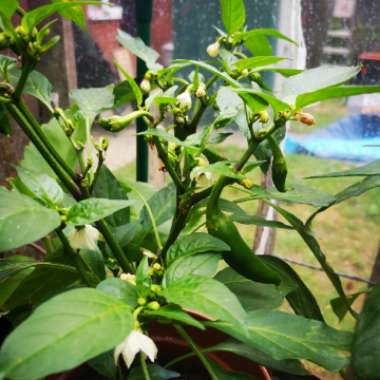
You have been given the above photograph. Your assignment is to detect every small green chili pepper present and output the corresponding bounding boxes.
[206,180,281,285]
[268,135,287,193]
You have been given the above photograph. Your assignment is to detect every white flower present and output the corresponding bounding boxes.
[206,41,220,57]
[67,225,99,251]
[177,89,192,110]
[114,330,158,368]
[140,79,151,93]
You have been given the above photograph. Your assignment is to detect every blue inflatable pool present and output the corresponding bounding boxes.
[284,114,380,162]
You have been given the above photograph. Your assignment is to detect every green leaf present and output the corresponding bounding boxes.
[114,62,143,107]
[138,184,176,236]
[0,256,35,308]
[0,188,60,252]
[296,85,380,109]
[331,291,365,322]
[117,30,162,72]
[70,86,114,125]
[3,262,79,311]
[270,203,349,313]
[245,33,273,56]
[245,183,335,207]
[166,232,229,265]
[97,277,138,308]
[24,71,53,112]
[235,88,290,114]
[17,167,64,206]
[0,0,18,20]
[143,305,205,330]
[113,80,135,108]
[281,65,360,102]
[79,249,105,283]
[128,364,180,380]
[236,28,297,45]
[66,198,135,226]
[93,165,131,226]
[261,256,324,321]
[309,159,380,178]
[136,256,151,296]
[164,253,221,286]
[215,268,285,311]
[192,161,244,180]
[22,1,105,31]
[173,60,240,87]
[208,340,308,376]
[216,86,243,118]
[220,0,246,34]
[211,310,353,372]
[0,288,133,380]
[234,56,286,71]
[20,118,78,178]
[0,103,11,136]
[51,0,86,29]
[162,275,247,326]
[257,67,303,77]
[352,284,380,379]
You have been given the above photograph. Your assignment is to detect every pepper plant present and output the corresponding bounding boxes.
[0,1,380,379]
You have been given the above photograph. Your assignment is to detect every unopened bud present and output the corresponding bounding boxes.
[295,112,316,126]
[259,110,270,124]
[140,78,151,93]
[150,284,161,294]
[138,297,147,306]
[241,68,249,77]
[240,178,254,189]
[195,83,207,98]
[120,273,136,285]
[147,301,160,311]
[152,263,162,271]
[207,41,220,58]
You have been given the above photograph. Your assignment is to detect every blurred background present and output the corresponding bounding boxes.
[1,2,379,377]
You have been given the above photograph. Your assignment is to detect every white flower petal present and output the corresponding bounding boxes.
[113,341,125,364]
[138,333,158,363]
[67,225,99,251]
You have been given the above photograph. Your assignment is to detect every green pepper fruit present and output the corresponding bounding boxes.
[268,135,287,192]
[206,181,281,285]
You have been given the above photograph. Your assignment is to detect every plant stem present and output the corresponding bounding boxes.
[17,100,78,181]
[14,61,35,99]
[5,103,81,198]
[55,229,91,285]
[139,353,152,380]
[96,219,135,273]
[174,324,219,380]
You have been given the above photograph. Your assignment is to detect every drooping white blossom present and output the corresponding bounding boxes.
[114,330,158,368]
[67,225,99,251]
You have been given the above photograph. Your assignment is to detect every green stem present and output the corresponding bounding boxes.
[5,103,81,198]
[17,100,78,181]
[174,325,219,380]
[139,353,152,380]
[55,229,91,285]
[153,136,184,192]
[14,61,35,99]
[96,219,135,273]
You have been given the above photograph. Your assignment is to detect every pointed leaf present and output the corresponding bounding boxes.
[220,0,246,34]
[0,288,133,380]
[97,277,138,308]
[162,275,247,326]
[0,188,60,252]
[211,310,352,372]
[66,198,135,225]
[234,56,286,71]
[24,71,53,112]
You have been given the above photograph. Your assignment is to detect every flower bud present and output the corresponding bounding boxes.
[195,83,207,98]
[150,284,161,294]
[259,110,270,124]
[177,90,192,110]
[140,78,151,93]
[295,112,316,126]
[138,297,147,306]
[207,41,220,58]
[152,263,162,271]
[147,301,160,311]
[240,178,254,189]
[120,273,136,285]
[241,68,249,77]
